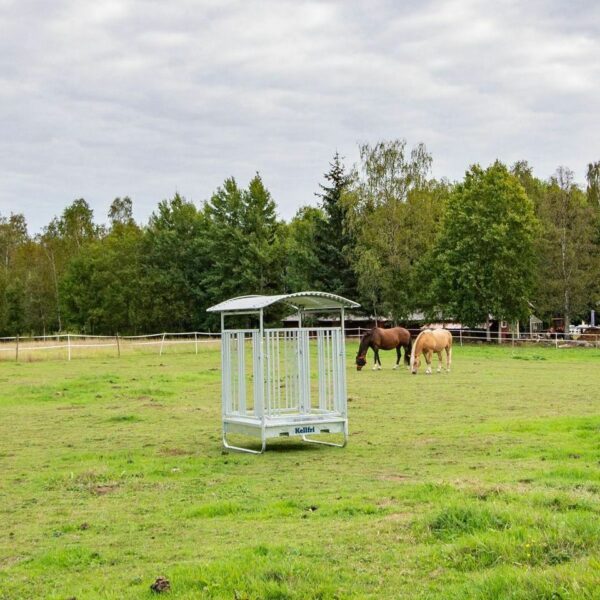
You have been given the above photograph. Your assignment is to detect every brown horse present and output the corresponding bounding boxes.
[355,327,412,371]
[410,328,452,375]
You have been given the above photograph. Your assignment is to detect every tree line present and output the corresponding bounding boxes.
[1,140,599,336]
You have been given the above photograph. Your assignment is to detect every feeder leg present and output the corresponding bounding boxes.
[222,430,266,454]
[301,423,348,448]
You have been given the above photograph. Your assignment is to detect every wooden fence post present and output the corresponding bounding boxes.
[159,333,166,356]
[67,334,71,361]
[116,333,121,358]
[15,335,19,362]
[194,332,198,355]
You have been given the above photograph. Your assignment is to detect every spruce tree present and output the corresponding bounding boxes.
[313,153,357,299]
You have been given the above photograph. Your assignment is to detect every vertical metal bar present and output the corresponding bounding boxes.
[222,332,230,418]
[298,329,303,413]
[327,329,333,412]
[339,329,347,416]
[299,328,311,414]
[264,331,270,417]
[229,334,234,413]
[237,332,246,414]
[253,331,263,418]
[271,331,276,414]
[259,311,267,430]
[67,334,71,361]
[270,331,275,416]
[283,331,289,409]
[276,332,281,413]
[332,329,341,414]
[318,330,325,411]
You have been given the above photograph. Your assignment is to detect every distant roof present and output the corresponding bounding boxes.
[207,291,360,314]
[281,313,388,322]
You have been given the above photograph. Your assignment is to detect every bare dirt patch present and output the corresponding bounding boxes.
[160,447,192,456]
[379,474,412,482]
[92,484,119,495]
[384,512,412,522]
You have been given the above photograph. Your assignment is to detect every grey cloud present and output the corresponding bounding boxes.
[1,0,599,231]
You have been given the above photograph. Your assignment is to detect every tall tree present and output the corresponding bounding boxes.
[140,193,208,332]
[345,140,443,319]
[0,213,28,334]
[433,161,538,328]
[36,199,101,331]
[61,200,144,334]
[535,167,598,330]
[284,206,327,292]
[242,174,285,294]
[312,153,357,298]
[109,196,135,229]
[586,161,600,208]
[202,175,285,318]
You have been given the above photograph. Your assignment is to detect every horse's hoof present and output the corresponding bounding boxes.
[392,365,398,370]
[372,366,378,371]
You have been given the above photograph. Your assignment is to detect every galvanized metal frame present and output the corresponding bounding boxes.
[211,294,357,454]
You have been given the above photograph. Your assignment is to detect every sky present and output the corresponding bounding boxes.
[1,0,599,232]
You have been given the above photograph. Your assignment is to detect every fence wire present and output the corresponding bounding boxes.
[0,326,598,362]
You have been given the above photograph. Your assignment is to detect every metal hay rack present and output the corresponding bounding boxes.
[207,291,359,454]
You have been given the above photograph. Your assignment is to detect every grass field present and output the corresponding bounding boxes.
[1,343,599,599]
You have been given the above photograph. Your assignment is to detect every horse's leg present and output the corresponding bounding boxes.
[372,347,381,370]
[436,351,443,373]
[446,346,452,372]
[404,342,411,367]
[393,346,401,369]
[425,350,433,374]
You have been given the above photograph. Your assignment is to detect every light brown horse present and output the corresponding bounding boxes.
[410,328,452,375]
[355,327,412,371]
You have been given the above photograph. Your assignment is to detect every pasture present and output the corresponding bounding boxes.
[1,344,599,599]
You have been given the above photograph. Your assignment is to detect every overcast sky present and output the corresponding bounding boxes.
[1,0,599,232]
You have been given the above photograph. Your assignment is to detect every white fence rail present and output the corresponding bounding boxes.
[1,326,598,362]
[0,332,220,362]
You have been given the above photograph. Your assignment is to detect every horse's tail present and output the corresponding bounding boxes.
[406,334,413,360]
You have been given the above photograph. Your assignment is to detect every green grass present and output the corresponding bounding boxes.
[1,343,600,599]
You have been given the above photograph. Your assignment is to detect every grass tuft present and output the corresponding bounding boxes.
[427,504,510,539]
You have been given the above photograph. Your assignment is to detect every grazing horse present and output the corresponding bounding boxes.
[355,327,412,371]
[410,328,452,375]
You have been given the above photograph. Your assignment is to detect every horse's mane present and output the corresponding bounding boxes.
[410,329,431,369]
[357,328,373,354]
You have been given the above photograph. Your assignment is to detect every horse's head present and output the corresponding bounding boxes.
[355,354,367,371]
[411,355,420,374]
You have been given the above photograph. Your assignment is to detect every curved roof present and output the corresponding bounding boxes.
[207,291,360,313]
